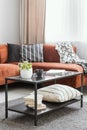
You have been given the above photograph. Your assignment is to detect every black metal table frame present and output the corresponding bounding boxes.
[5,71,83,126]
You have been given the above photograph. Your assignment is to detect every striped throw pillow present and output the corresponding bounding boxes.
[38,84,82,102]
[20,44,44,62]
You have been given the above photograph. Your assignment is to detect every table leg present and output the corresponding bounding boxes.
[5,79,8,118]
[34,83,37,126]
[81,95,83,108]
[81,73,83,108]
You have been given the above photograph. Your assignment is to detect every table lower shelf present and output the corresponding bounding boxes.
[8,99,81,117]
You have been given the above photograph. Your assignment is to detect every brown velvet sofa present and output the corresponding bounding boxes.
[0,43,86,88]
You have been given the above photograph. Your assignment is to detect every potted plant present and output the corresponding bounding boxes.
[18,61,33,78]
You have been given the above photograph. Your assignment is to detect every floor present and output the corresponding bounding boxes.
[0,84,87,103]
[0,83,34,103]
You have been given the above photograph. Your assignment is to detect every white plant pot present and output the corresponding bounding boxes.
[20,68,33,79]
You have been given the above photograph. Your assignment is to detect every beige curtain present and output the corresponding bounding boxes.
[20,0,46,44]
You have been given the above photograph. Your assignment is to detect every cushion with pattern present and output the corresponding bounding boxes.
[20,44,44,62]
[38,84,82,102]
[56,42,80,63]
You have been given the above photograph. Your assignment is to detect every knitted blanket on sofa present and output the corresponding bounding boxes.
[56,42,87,75]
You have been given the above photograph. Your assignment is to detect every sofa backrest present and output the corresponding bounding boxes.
[0,44,8,63]
[43,44,60,62]
[0,43,76,63]
[43,44,76,63]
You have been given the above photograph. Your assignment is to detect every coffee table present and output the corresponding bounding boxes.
[5,71,83,126]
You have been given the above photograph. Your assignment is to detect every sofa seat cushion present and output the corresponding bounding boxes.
[32,62,83,88]
[0,64,19,85]
[32,62,83,72]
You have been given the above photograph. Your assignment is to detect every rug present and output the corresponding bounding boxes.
[0,100,87,130]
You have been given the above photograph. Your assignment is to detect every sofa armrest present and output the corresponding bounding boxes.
[0,44,8,63]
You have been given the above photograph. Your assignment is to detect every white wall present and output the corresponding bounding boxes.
[72,41,87,60]
[45,0,87,60]
[0,0,20,43]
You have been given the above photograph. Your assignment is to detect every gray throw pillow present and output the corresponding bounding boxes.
[20,44,44,62]
[7,43,21,62]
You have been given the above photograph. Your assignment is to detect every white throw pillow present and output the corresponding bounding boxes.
[55,42,80,63]
[38,84,82,102]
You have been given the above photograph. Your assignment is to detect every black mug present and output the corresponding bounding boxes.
[35,69,44,78]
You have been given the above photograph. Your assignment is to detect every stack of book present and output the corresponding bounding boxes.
[24,94,46,110]
[46,69,65,76]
